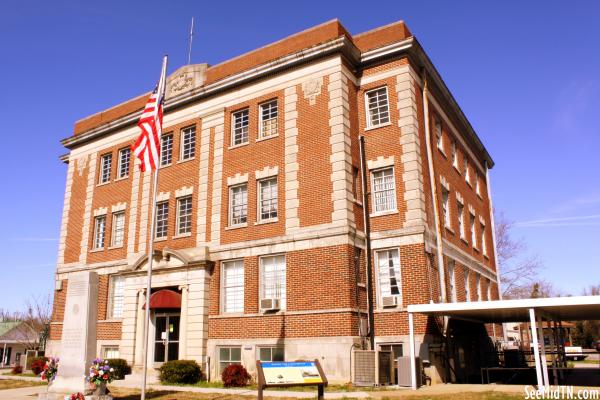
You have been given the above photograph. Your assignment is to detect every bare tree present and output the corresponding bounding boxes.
[0,295,52,351]
[495,211,544,299]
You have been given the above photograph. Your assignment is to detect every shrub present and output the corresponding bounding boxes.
[31,357,48,375]
[221,364,251,387]
[12,365,23,374]
[158,360,202,384]
[106,359,131,380]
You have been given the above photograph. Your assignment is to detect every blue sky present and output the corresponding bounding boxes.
[0,1,598,311]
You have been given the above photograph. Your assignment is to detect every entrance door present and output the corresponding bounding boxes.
[154,314,180,363]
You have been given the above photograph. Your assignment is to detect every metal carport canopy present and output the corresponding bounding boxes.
[407,295,600,323]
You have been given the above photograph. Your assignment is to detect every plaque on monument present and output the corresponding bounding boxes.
[47,271,99,398]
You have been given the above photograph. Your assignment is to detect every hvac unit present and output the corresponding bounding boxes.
[351,350,393,386]
[260,298,280,311]
[397,356,422,387]
[381,296,398,308]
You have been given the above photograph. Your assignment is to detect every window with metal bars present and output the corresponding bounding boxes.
[232,109,249,145]
[160,134,173,166]
[365,87,390,128]
[117,148,130,178]
[372,168,396,213]
[229,184,247,226]
[93,215,106,249]
[258,178,277,221]
[180,126,196,160]
[260,255,286,308]
[222,260,244,313]
[111,212,125,247]
[259,100,278,138]
[376,249,401,300]
[176,196,192,235]
[155,201,169,238]
[99,153,112,184]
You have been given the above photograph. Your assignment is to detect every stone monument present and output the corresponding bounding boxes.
[46,271,99,398]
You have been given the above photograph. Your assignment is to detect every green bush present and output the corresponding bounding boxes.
[158,360,202,384]
[107,358,131,380]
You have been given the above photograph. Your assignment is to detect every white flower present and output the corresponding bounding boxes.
[109,368,114,372]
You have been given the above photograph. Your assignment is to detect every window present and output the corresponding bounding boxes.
[258,178,278,221]
[464,157,470,184]
[109,276,125,318]
[99,153,112,184]
[160,134,173,166]
[102,346,120,359]
[180,126,196,160]
[376,249,401,302]
[219,346,241,373]
[481,223,487,256]
[260,255,286,309]
[222,260,244,313]
[352,166,362,202]
[464,270,471,302]
[476,274,482,301]
[379,343,403,359]
[451,141,458,168]
[258,346,284,362]
[365,87,390,128]
[111,212,125,247]
[117,148,130,179]
[232,109,249,145]
[176,196,193,235]
[435,118,443,151]
[372,168,396,213]
[155,201,169,238]
[457,201,465,239]
[470,213,477,247]
[93,215,106,249]
[448,260,456,302]
[259,100,278,138]
[486,278,492,301]
[441,186,450,228]
[475,171,481,196]
[229,184,247,226]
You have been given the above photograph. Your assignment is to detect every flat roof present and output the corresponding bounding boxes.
[407,295,600,323]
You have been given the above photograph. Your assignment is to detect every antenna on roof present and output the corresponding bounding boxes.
[187,17,195,65]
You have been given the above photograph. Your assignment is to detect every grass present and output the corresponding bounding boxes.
[0,379,46,390]
[161,380,384,392]
[573,359,600,365]
[1,372,38,377]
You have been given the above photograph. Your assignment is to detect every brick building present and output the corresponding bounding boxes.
[48,19,500,383]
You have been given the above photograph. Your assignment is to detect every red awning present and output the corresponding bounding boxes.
[142,289,181,310]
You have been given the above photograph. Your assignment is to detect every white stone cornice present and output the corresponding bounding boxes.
[440,175,450,191]
[175,186,193,198]
[156,191,170,202]
[456,192,464,204]
[226,173,249,186]
[367,155,395,170]
[468,204,475,215]
[479,215,486,225]
[111,202,127,213]
[93,207,108,217]
[255,166,279,180]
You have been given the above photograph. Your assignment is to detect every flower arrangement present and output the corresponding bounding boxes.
[86,358,114,387]
[68,393,84,400]
[41,357,59,382]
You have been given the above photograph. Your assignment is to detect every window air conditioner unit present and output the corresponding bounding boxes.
[381,296,398,308]
[260,298,280,311]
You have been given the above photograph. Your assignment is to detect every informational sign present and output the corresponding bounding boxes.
[262,361,324,385]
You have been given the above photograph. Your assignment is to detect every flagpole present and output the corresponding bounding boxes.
[140,55,168,400]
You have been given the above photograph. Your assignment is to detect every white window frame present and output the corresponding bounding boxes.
[160,133,173,166]
[259,254,286,310]
[218,346,242,374]
[365,86,390,129]
[464,270,471,302]
[155,201,169,239]
[110,211,125,247]
[180,126,196,161]
[435,118,443,152]
[101,346,120,359]
[481,222,488,256]
[371,167,397,214]
[108,275,125,318]
[117,148,130,179]
[93,215,106,249]
[448,260,456,302]
[475,171,481,196]
[441,186,451,228]
[486,278,492,301]
[258,346,285,362]
[229,184,248,226]
[375,248,402,307]
[232,108,249,146]
[464,157,470,185]
[451,140,458,168]
[476,274,482,301]
[457,200,465,240]
[257,177,278,222]
[221,260,244,314]
[176,195,193,235]
[258,99,278,139]
[99,153,112,184]
[470,212,477,247]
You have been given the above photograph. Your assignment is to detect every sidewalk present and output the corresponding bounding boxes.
[0,385,46,400]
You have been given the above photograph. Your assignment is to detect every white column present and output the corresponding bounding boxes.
[537,313,549,387]
[179,285,189,360]
[409,312,417,390]
[134,290,146,368]
[529,308,544,387]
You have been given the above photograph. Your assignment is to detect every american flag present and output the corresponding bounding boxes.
[133,56,168,172]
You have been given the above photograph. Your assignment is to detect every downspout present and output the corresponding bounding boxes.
[421,71,447,304]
